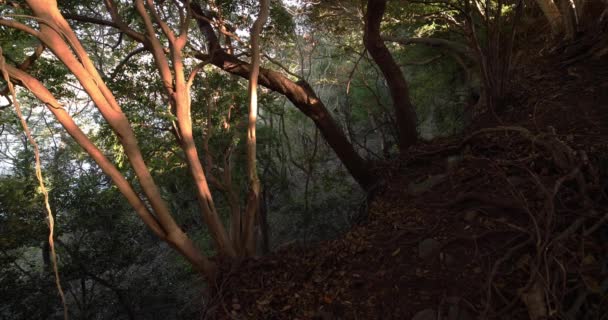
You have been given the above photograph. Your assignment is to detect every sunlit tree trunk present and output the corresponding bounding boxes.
[15,0,217,278]
[535,0,564,34]
[242,0,270,256]
[5,63,215,277]
[190,4,377,191]
[558,0,577,39]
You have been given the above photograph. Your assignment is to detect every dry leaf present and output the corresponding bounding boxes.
[582,275,602,293]
[582,255,597,266]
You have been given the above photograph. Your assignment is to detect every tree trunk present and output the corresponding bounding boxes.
[16,0,216,279]
[191,4,377,191]
[209,53,376,189]
[364,0,418,153]
[242,0,269,256]
[535,0,564,34]
[258,188,271,254]
[558,0,577,39]
[6,64,216,279]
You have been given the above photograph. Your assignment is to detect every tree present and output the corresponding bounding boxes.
[364,0,418,153]
[0,0,381,284]
[243,0,270,256]
[188,2,376,189]
[534,0,564,35]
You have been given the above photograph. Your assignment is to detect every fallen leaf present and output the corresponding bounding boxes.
[582,276,602,293]
[582,255,597,266]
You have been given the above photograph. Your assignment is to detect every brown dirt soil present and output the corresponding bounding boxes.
[209,43,608,320]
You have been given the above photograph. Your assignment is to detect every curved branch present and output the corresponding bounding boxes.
[383,35,474,60]
[0,18,40,37]
[364,0,418,152]
[263,53,301,79]
[189,2,376,190]
[134,0,174,92]
[1,43,44,96]
[62,13,116,28]
[4,64,167,240]
[402,54,443,65]
[110,46,146,80]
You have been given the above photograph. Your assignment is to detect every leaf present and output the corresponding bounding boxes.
[582,276,602,294]
[581,255,597,266]
[516,254,531,269]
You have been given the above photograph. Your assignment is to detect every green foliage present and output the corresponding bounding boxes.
[0,175,46,249]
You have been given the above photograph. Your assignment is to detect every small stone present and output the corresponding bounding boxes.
[412,308,437,320]
[446,296,461,304]
[448,305,474,320]
[507,176,526,186]
[446,296,474,320]
[408,174,446,195]
[418,238,441,261]
[444,253,456,266]
[447,155,463,171]
[463,211,478,222]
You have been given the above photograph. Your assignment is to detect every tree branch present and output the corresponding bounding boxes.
[383,35,474,59]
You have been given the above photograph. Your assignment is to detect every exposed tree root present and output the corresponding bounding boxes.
[443,124,607,319]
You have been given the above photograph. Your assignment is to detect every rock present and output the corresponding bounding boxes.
[408,174,446,195]
[444,253,456,266]
[448,305,474,320]
[446,296,461,304]
[507,176,526,187]
[446,297,474,320]
[418,238,441,261]
[447,155,463,171]
[463,211,478,222]
[412,308,437,320]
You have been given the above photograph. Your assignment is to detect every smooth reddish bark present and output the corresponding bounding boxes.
[242,0,270,255]
[191,4,377,191]
[364,0,418,153]
[18,0,216,278]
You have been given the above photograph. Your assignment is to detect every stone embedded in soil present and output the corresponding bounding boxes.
[418,238,441,261]
[408,174,446,195]
[448,303,474,320]
[463,211,478,222]
[444,252,456,266]
[411,308,437,320]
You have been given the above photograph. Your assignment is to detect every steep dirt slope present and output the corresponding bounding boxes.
[209,47,608,320]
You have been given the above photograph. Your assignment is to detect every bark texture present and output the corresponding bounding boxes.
[16,0,216,278]
[364,0,418,153]
[191,3,377,191]
[535,0,564,34]
[243,0,270,255]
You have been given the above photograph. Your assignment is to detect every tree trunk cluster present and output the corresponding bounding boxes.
[1,0,419,282]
